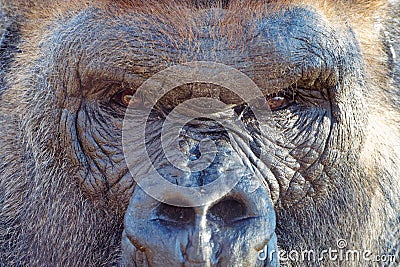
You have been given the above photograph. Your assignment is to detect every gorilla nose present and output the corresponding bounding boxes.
[122,172,277,266]
[208,198,247,223]
[183,198,254,265]
[153,196,248,226]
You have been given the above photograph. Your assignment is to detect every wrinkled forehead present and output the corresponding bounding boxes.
[10,0,369,102]
[17,0,384,62]
[18,0,385,28]
[12,0,380,95]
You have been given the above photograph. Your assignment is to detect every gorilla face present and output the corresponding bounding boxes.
[1,1,399,267]
[53,6,360,265]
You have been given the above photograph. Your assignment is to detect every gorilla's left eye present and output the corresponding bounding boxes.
[266,91,295,111]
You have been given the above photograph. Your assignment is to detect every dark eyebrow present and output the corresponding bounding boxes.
[77,63,149,96]
[80,63,146,83]
[89,65,148,82]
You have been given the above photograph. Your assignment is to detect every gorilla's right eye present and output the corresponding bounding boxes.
[111,89,136,108]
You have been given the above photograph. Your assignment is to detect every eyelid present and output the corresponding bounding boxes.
[265,88,293,99]
[265,88,295,111]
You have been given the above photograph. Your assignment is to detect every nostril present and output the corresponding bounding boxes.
[155,203,195,226]
[208,198,248,224]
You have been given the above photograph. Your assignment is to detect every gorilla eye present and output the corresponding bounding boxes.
[110,89,136,108]
[121,90,133,107]
[266,91,295,111]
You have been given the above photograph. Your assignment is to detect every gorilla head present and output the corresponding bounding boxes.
[0,0,399,266]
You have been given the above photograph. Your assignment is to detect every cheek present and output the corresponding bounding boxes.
[60,100,134,202]
[272,108,332,207]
